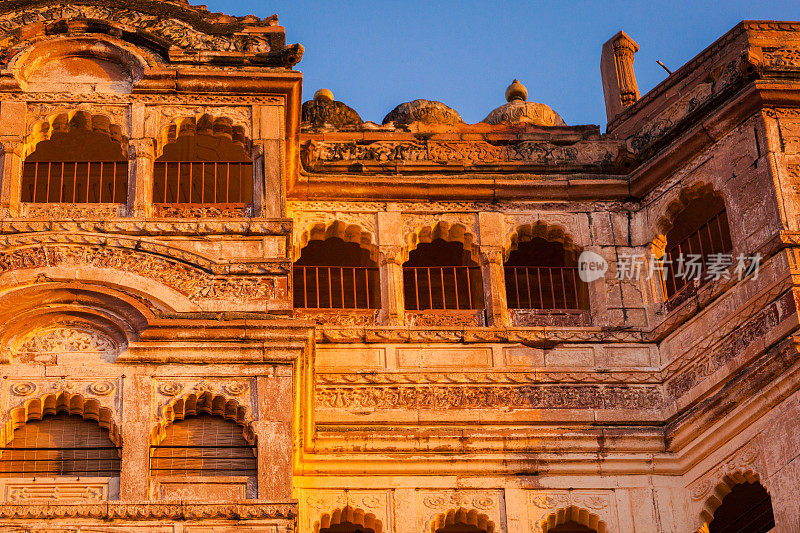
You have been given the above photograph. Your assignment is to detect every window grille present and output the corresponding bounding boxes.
[149,415,256,477]
[0,413,120,477]
[505,265,587,310]
[662,208,732,300]
[153,161,253,205]
[403,239,484,311]
[21,161,128,203]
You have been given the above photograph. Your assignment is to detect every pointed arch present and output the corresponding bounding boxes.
[152,390,253,446]
[538,506,606,533]
[25,109,127,159]
[157,113,251,159]
[505,221,582,262]
[697,469,766,527]
[430,507,495,533]
[405,220,478,264]
[296,220,377,264]
[4,391,120,449]
[315,505,383,533]
[653,181,729,257]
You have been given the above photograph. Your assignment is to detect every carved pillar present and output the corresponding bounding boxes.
[601,30,641,123]
[129,138,154,218]
[0,139,23,217]
[118,374,151,500]
[478,212,509,327]
[253,104,285,218]
[379,246,406,325]
[377,211,406,325]
[256,371,293,500]
[481,246,510,327]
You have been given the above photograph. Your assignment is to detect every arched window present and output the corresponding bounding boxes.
[0,413,121,477]
[662,189,732,300]
[403,238,484,310]
[22,112,128,203]
[708,482,774,533]
[320,524,375,533]
[149,414,256,479]
[505,237,589,311]
[294,237,380,309]
[153,116,253,206]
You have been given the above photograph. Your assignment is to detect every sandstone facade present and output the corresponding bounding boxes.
[0,2,796,532]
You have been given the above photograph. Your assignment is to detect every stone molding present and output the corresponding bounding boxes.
[0,219,291,236]
[0,501,297,520]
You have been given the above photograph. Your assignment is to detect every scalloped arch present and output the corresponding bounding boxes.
[505,221,581,262]
[405,221,479,264]
[696,470,766,530]
[429,507,495,533]
[152,390,253,446]
[4,390,120,449]
[539,505,606,533]
[315,505,383,533]
[25,109,128,159]
[295,220,378,263]
[653,181,726,256]
[157,113,251,158]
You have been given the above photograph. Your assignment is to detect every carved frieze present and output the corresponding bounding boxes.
[6,482,106,502]
[13,326,116,356]
[763,47,800,67]
[0,501,296,520]
[405,311,484,328]
[316,370,662,386]
[21,203,125,219]
[294,309,379,327]
[153,204,253,218]
[316,383,662,411]
[0,245,278,303]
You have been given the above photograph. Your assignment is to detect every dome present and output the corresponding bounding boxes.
[301,89,363,128]
[482,79,566,126]
[382,99,464,126]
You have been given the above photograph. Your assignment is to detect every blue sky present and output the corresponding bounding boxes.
[204,1,800,127]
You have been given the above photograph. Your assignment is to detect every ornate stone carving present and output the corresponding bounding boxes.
[0,502,297,520]
[0,3,302,66]
[88,381,115,396]
[22,203,124,219]
[317,370,662,386]
[0,245,278,303]
[528,490,616,533]
[158,382,184,396]
[688,442,762,501]
[763,47,800,67]
[9,382,36,396]
[14,326,116,356]
[153,204,253,218]
[316,384,662,410]
[294,309,379,327]
[6,483,106,502]
[382,99,464,126]
[405,311,484,328]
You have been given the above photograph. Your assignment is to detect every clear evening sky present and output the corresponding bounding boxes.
[204,1,800,127]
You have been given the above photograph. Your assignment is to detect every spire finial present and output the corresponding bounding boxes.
[505,79,527,102]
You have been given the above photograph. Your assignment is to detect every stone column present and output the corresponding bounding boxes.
[129,138,154,218]
[119,373,151,500]
[377,211,406,325]
[601,30,641,122]
[256,367,293,501]
[481,246,510,327]
[479,212,510,327]
[253,104,284,218]
[0,139,23,217]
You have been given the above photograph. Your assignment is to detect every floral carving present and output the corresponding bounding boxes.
[158,383,184,396]
[153,204,253,218]
[223,382,249,396]
[88,381,115,396]
[10,382,36,396]
[317,384,662,410]
[0,245,277,303]
[14,327,115,355]
[764,47,800,67]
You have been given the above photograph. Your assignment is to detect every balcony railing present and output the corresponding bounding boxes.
[663,209,732,300]
[153,161,253,205]
[21,161,128,203]
[294,265,380,309]
[505,265,588,310]
[403,265,483,310]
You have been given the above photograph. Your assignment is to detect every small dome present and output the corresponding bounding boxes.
[302,89,363,128]
[483,80,566,126]
[382,99,464,126]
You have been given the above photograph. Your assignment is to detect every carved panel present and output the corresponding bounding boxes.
[405,310,484,327]
[294,309,379,327]
[21,203,125,219]
[0,245,278,303]
[302,489,391,533]
[5,482,107,502]
[13,326,116,358]
[316,383,662,411]
[418,489,502,532]
[688,441,764,502]
[153,204,253,218]
[526,490,617,533]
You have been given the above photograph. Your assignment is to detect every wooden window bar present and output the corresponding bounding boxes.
[153,161,253,205]
[402,265,483,310]
[293,265,380,309]
[504,265,587,310]
[21,161,128,203]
